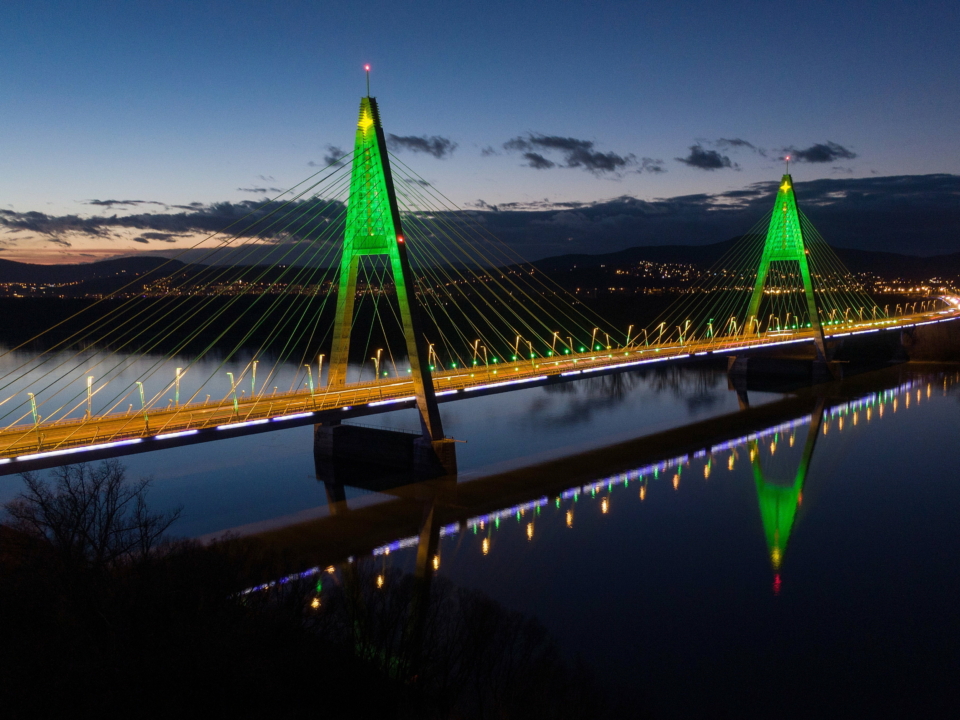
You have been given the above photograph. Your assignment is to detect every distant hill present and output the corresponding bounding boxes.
[530,239,960,280]
[0,256,187,285]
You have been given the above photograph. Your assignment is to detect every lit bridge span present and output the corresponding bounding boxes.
[2,307,957,475]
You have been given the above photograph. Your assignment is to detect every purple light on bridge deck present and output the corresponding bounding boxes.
[272,412,314,421]
[368,396,415,406]
[16,437,143,462]
[216,418,270,431]
[464,375,547,392]
[155,429,199,440]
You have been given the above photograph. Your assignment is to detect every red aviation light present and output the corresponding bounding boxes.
[364,64,370,71]
[397,235,404,243]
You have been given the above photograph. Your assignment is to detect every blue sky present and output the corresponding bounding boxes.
[1,0,958,261]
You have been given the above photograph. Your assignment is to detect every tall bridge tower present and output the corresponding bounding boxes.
[746,175,828,360]
[328,96,444,443]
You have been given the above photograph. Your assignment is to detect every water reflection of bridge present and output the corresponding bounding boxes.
[238,366,954,596]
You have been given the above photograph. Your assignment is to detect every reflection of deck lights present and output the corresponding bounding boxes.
[432,556,440,571]
[672,474,679,490]
[639,486,646,501]
[601,497,609,514]
[482,538,490,555]
[376,574,384,588]
[566,510,573,527]
[526,523,534,540]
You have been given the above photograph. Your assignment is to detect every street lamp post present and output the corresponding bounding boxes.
[372,349,382,398]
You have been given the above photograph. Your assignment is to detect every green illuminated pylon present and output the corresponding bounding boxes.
[746,175,827,360]
[329,96,444,442]
[749,399,824,573]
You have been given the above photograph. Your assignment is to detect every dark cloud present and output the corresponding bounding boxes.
[2,175,958,261]
[0,199,347,243]
[132,238,150,244]
[324,145,346,166]
[480,146,498,157]
[524,152,556,170]
[504,134,636,175]
[0,209,111,237]
[440,174,960,259]
[237,187,284,194]
[85,199,167,208]
[675,145,739,171]
[784,141,857,164]
[387,134,457,159]
[257,175,275,182]
[138,232,182,242]
[401,177,432,187]
[640,158,666,174]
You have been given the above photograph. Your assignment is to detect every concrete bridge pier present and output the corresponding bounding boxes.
[313,420,457,492]
[727,354,842,385]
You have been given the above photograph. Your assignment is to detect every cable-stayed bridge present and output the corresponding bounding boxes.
[0,94,957,474]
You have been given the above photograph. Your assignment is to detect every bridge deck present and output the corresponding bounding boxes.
[0,310,956,471]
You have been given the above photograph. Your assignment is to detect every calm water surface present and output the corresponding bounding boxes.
[4,358,960,715]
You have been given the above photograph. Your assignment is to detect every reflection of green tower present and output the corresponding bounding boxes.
[749,399,825,574]
[328,96,444,443]
[746,175,827,360]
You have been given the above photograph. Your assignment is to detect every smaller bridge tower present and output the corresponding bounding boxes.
[746,175,828,360]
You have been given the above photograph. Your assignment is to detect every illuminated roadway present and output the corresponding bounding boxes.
[1,306,958,474]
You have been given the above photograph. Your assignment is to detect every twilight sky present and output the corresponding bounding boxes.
[1,0,959,263]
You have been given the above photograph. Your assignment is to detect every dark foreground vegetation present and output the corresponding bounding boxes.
[0,461,612,719]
